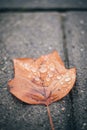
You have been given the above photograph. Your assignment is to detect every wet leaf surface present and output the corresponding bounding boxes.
[8,51,76,106]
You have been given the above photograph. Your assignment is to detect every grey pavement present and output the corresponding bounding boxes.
[64,12,87,130]
[0,0,87,9]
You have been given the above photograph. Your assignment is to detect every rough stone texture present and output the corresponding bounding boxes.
[0,13,72,130]
[64,12,87,130]
[0,0,87,9]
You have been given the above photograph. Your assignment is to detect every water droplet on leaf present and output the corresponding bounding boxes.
[46,77,50,81]
[31,67,37,73]
[65,77,71,82]
[49,63,55,71]
[39,65,47,73]
[35,76,40,81]
[48,72,53,78]
[57,76,61,80]
[23,64,29,70]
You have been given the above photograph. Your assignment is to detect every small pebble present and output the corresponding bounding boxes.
[2,67,6,71]
[3,87,7,90]
[80,90,84,93]
[61,107,65,111]
[9,106,12,109]
[83,123,86,126]
[80,48,84,52]
[48,46,52,50]
[4,57,7,60]
[67,114,70,117]
[80,20,84,24]
[81,31,85,34]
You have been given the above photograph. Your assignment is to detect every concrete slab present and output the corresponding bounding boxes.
[64,12,87,130]
[0,13,72,130]
[0,0,87,10]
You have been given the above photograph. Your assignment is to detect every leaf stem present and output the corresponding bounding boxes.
[46,105,55,130]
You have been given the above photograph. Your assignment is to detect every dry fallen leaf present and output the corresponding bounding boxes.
[8,51,76,130]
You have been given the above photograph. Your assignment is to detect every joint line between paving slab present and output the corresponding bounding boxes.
[61,14,76,130]
[0,8,87,13]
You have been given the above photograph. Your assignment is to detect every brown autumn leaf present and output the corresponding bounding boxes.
[8,51,76,130]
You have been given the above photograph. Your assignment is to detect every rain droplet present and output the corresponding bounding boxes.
[46,77,50,81]
[23,64,30,70]
[39,65,47,73]
[49,63,55,71]
[57,76,61,80]
[31,67,37,73]
[65,77,71,82]
[24,63,28,67]
[34,76,40,81]
[48,72,53,78]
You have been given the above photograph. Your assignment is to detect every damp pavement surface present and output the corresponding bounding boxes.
[0,2,87,130]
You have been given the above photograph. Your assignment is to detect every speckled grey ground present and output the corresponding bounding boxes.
[0,12,87,130]
[64,12,87,130]
[0,0,87,9]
